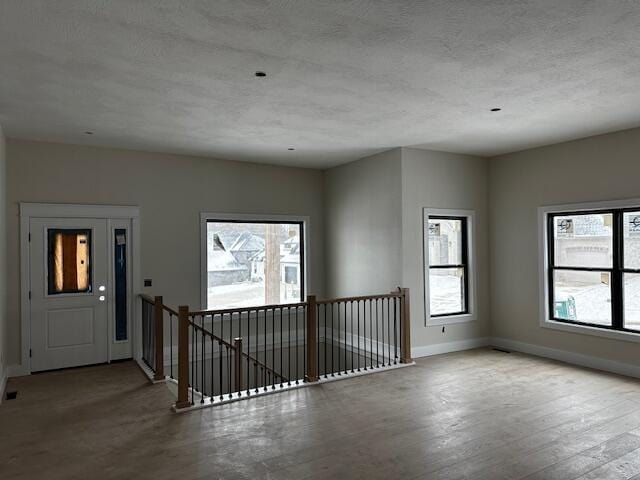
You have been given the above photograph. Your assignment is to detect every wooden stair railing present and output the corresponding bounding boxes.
[142,288,412,410]
[189,318,289,383]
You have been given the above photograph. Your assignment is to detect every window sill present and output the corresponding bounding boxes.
[541,318,640,344]
[427,313,476,326]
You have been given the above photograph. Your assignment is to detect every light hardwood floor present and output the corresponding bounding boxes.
[2,348,640,479]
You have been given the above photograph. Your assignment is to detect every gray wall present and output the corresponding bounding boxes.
[0,125,5,383]
[6,139,325,368]
[489,127,640,367]
[324,147,490,353]
[401,148,490,349]
[323,148,403,298]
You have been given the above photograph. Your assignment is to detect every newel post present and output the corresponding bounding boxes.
[305,295,319,382]
[400,288,412,363]
[175,305,191,409]
[153,296,165,381]
[234,337,243,394]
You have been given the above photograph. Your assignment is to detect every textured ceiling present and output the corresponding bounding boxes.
[1,1,640,168]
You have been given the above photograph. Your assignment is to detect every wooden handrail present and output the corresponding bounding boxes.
[240,350,288,382]
[188,320,236,350]
[159,288,411,410]
[189,319,288,382]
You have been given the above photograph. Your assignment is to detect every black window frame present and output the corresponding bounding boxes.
[427,215,469,318]
[547,207,640,333]
[205,219,306,308]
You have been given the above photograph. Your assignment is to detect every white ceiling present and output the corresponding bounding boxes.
[1,1,640,168]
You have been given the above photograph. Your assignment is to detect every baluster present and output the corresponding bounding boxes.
[393,296,398,363]
[350,301,354,373]
[263,309,268,391]
[200,316,205,403]
[295,304,299,384]
[363,300,367,371]
[331,302,335,377]
[288,306,292,386]
[169,312,174,379]
[336,302,341,376]
[272,309,276,390]
[324,303,328,378]
[357,300,361,372]
[254,362,259,393]
[280,307,284,388]
[254,309,259,392]
[302,305,306,383]
[370,299,374,369]
[191,316,195,404]
[227,345,232,399]
[209,332,215,403]
[246,310,250,396]
[234,337,243,395]
[344,301,348,374]
[153,297,164,380]
[376,298,379,367]
[305,295,318,382]
[219,340,223,401]
[387,298,391,366]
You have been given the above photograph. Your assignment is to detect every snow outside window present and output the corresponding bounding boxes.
[205,220,304,309]
[423,208,476,325]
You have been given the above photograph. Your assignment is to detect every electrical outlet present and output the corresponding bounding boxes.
[144,279,152,287]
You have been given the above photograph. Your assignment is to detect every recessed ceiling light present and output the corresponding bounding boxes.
[84,131,94,135]
[490,108,502,112]
[288,147,295,151]
[255,71,267,77]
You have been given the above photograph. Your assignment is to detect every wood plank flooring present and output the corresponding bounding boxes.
[2,348,640,479]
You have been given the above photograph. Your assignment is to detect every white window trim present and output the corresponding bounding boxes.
[538,197,640,343]
[423,208,477,326]
[199,212,310,310]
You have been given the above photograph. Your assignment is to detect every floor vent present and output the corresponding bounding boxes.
[5,391,18,400]
[492,348,511,354]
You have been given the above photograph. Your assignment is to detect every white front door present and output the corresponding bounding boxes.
[30,218,109,372]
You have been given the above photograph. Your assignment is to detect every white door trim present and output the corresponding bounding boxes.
[18,203,141,376]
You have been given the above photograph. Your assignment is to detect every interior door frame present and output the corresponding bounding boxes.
[19,203,141,375]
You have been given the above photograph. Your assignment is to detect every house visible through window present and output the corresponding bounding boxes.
[426,215,469,317]
[205,220,304,309]
[546,208,640,332]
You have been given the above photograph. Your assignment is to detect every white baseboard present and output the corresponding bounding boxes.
[411,337,491,358]
[490,337,640,380]
[7,364,29,378]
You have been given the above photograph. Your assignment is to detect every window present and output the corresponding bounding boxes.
[423,209,476,323]
[203,217,305,309]
[545,206,640,334]
[114,229,127,341]
[47,229,92,295]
